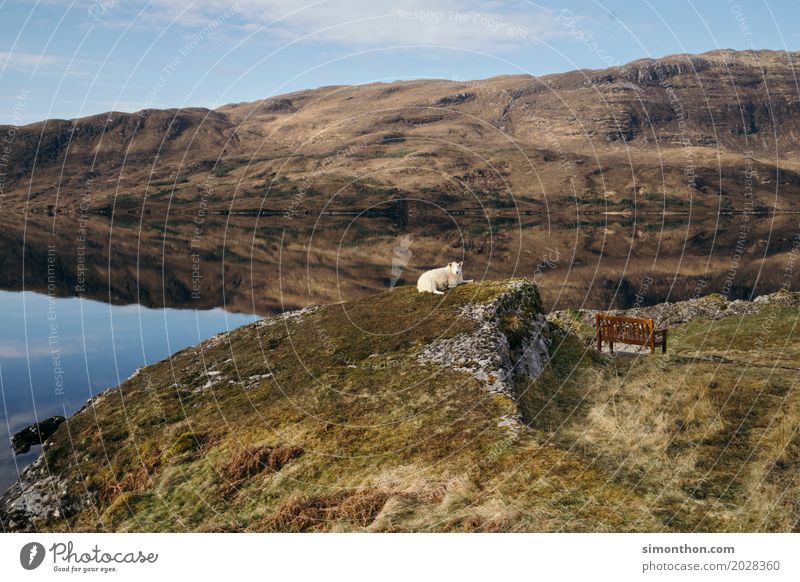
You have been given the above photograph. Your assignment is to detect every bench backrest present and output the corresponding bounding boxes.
[596,314,654,342]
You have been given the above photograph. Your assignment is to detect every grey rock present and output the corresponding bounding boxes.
[416,280,551,431]
[548,290,800,334]
[11,416,66,455]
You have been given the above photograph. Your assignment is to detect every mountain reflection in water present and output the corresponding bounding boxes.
[1,211,797,315]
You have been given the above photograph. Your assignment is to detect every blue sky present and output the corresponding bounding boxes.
[1,0,798,124]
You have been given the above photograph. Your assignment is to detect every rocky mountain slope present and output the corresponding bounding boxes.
[4,49,800,214]
[2,279,798,532]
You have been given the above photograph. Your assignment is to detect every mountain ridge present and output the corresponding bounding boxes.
[3,49,800,214]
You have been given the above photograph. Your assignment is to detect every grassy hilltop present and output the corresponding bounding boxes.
[1,280,799,532]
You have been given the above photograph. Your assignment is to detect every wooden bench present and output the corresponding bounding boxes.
[596,314,667,354]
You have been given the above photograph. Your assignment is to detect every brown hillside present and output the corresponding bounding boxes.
[3,49,800,214]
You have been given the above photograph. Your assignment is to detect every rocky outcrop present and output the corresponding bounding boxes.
[3,415,76,531]
[433,92,475,106]
[417,280,551,428]
[0,444,93,531]
[11,416,66,455]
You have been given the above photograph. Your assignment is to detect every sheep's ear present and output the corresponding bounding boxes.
[458,261,463,267]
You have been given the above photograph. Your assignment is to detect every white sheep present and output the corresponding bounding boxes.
[416,261,473,294]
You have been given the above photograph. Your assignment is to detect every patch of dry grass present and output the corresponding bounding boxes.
[537,345,800,531]
[222,444,304,482]
[250,489,391,532]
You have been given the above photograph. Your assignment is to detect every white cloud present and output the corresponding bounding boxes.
[0,341,81,360]
[0,342,50,359]
[144,0,562,51]
[0,51,62,72]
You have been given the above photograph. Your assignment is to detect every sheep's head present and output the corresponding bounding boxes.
[448,261,463,276]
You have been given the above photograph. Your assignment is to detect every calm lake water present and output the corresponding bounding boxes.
[1,209,798,491]
[0,291,257,492]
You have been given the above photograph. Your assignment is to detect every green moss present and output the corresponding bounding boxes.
[103,492,144,527]
[162,432,202,461]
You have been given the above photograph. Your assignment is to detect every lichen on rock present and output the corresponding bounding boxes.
[416,280,551,429]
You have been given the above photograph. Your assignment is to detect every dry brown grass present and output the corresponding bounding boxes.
[446,515,515,533]
[221,444,304,482]
[534,345,800,531]
[562,359,718,491]
[249,489,392,532]
[251,494,337,532]
[335,490,391,528]
[99,465,153,506]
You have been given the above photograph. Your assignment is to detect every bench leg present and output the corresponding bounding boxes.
[662,340,667,354]
[609,341,614,353]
